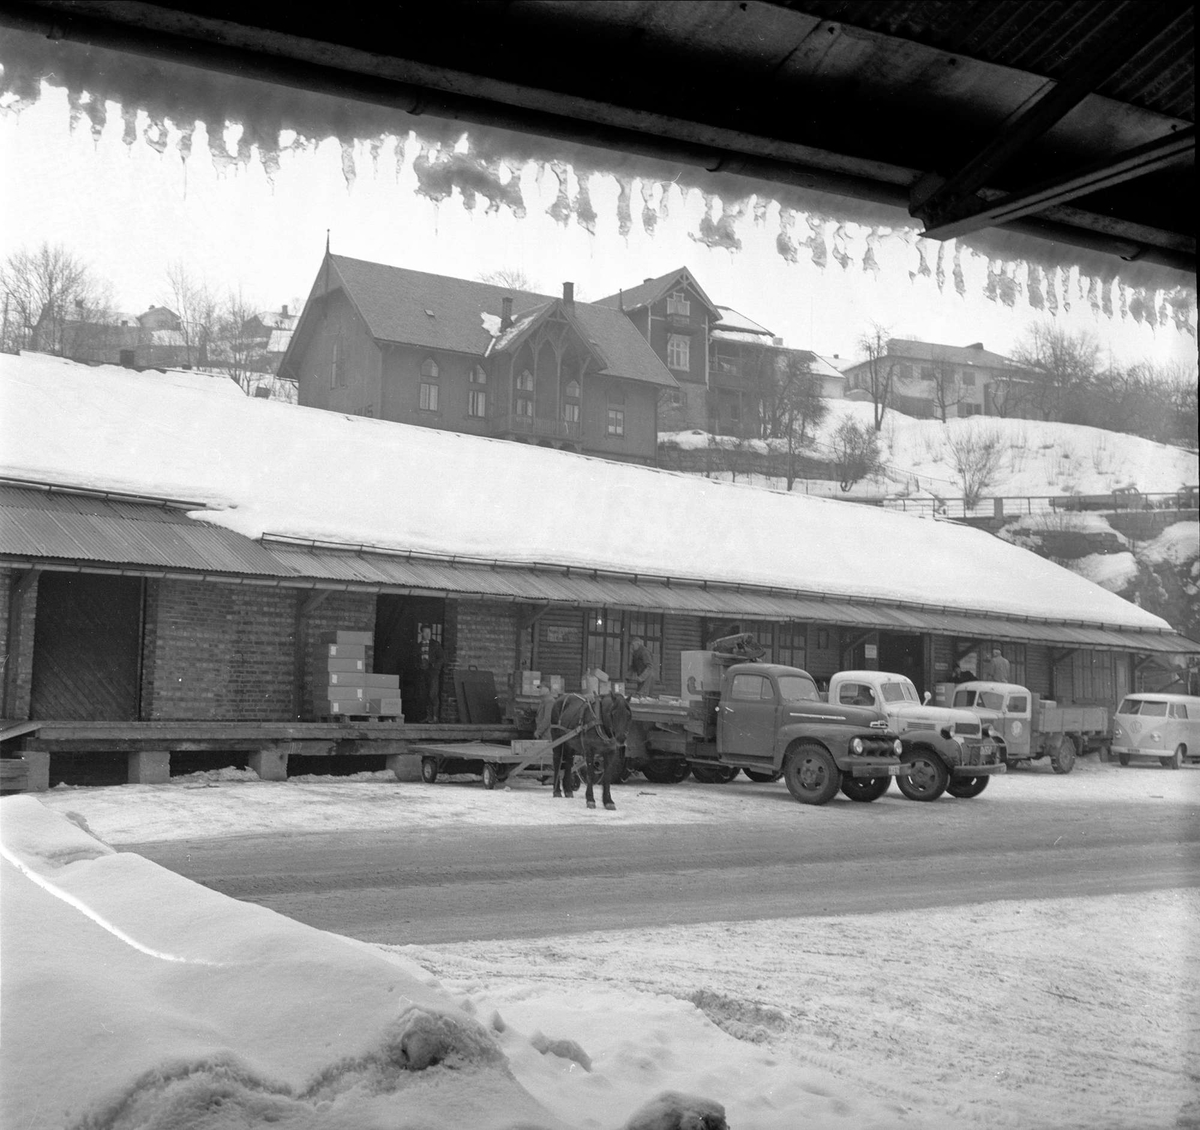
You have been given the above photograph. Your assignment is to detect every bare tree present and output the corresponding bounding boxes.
[1011,322,1100,422]
[946,425,1005,509]
[761,353,828,489]
[854,322,899,432]
[929,359,963,422]
[163,261,218,368]
[1,242,113,354]
[211,289,265,392]
[830,415,882,491]
[479,267,539,293]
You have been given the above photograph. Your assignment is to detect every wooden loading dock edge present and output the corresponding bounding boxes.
[2,720,521,791]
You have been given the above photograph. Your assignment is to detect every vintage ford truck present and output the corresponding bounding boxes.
[950,681,1109,773]
[826,670,1007,800]
[625,648,907,805]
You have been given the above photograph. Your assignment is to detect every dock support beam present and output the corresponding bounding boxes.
[20,751,50,792]
[249,748,289,781]
[386,752,420,781]
[127,750,170,784]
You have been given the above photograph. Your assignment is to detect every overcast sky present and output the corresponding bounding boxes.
[1,80,1195,370]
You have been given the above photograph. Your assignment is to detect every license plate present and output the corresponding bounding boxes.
[887,764,902,775]
[979,743,994,756]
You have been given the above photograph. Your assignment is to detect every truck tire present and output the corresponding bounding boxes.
[690,763,740,784]
[1050,734,1077,774]
[482,763,499,790]
[840,775,891,802]
[946,775,990,798]
[1160,745,1183,770]
[421,758,438,784]
[743,768,783,783]
[897,748,949,801]
[1117,752,1130,766]
[783,743,842,806]
[642,759,691,784]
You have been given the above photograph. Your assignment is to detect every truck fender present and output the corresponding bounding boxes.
[777,732,832,769]
[899,728,961,766]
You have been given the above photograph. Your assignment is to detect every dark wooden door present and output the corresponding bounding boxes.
[30,573,144,721]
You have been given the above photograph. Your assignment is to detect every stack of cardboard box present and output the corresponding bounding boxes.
[319,630,403,719]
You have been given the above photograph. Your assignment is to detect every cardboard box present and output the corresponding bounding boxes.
[681,651,723,701]
[326,644,367,659]
[320,631,374,646]
[548,675,564,694]
[327,672,400,689]
[326,657,366,673]
[518,670,542,695]
[322,685,372,700]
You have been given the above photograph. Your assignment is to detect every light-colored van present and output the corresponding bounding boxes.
[1111,693,1200,769]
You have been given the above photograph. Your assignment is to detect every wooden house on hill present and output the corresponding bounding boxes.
[278,255,678,466]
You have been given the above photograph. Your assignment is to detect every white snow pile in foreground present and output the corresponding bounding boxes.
[0,796,732,1130]
[0,352,1172,631]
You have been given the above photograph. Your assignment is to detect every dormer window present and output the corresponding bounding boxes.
[666,290,691,316]
[516,368,535,417]
[563,378,581,424]
[468,364,487,417]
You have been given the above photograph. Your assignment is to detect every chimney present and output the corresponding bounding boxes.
[968,342,984,350]
[281,304,289,317]
[644,277,652,284]
[563,281,574,307]
[500,296,513,331]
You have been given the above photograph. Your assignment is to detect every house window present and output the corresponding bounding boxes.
[419,357,440,412]
[606,407,625,436]
[516,367,534,417]
[467,364,487,417]
[563,378,581,424]
[667,333,690,371]
[921,365,935,381]
[584,610,663,682]
[666,290,691,316]
[962,371,976,386]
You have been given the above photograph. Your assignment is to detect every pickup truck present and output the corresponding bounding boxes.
[949,681,1109,773]
[826,670,1006,800]
[625,650,907,805]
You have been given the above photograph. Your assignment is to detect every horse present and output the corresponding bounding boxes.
[548,691,633,810]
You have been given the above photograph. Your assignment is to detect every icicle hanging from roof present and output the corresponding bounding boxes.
[0,24,1195,338]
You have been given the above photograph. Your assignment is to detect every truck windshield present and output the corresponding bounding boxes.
[777,674,821,703]
[880,682,917,703]
[954,689,1005,710]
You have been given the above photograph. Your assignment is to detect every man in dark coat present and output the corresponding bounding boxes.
[417,625,445,722]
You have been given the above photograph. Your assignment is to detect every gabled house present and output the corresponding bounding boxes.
[841,339,1038,421]
[278,255,677,465]
[594,267,720,433]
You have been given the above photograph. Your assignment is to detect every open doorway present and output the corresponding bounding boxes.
[374,595,445,722]
[878,632,926,698]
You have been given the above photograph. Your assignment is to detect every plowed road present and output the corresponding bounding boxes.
[126,792,1199,945]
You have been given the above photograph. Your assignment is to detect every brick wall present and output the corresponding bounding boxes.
[1,568,39,719]
[442,600,520,722]
[143,579,300,720]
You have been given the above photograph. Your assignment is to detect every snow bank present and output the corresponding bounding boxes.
[0,352,1172,631]
[1141,522,1200,567]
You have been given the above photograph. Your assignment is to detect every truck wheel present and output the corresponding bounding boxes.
[421,758,438,784]
[946,776,990,798]
[897,749,949,801]
[743,768,783,783]
[1117,752,1129,766]
[691,763,740,784]
[642,759,691,784]
[482,763,499,790]
[840,775,891,802]
[1160,745,1183,770]
[783,744,841,806]
[1050,735,1077,774]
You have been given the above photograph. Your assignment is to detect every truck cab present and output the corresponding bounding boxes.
[951,681,1033,758]
[687,657,906,805]
[828,671,1006,800]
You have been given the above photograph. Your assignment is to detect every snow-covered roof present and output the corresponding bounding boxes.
[0,352,1174,633]
[713,306,774,337]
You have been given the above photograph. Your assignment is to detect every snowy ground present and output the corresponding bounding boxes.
[4,759,1198,1130]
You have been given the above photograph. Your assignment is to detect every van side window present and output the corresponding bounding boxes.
[1170,704,1186,719]
[1007,695,1028,713]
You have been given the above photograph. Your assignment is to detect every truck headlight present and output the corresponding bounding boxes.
[851,737,864,754]
[893,739,903,755]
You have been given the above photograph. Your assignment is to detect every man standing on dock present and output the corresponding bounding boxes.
[628,637,657,698]
[418,625,445,722]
